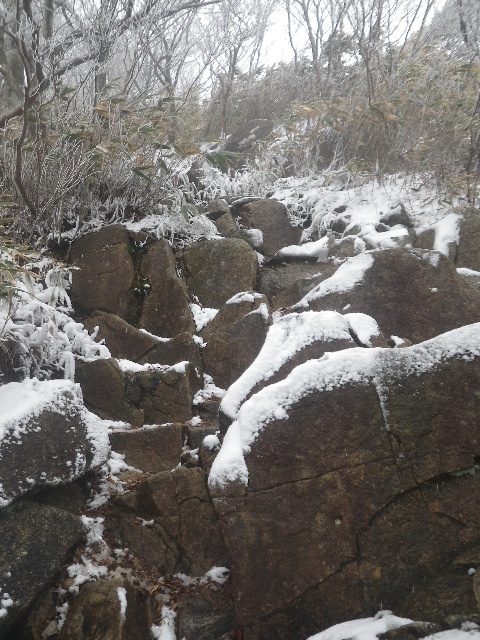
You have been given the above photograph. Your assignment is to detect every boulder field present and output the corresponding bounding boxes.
[2,199,480,639]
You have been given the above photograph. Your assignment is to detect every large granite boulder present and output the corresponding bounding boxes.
[0,379,109,506]
[77,358,200,425]
[138,239,195,338]
[0,500,83,637]
[183,239,258,309]
[209,324,480,639]
[236,199,302,258]
[70,229,195,338]
[112,466,228,575]
[201,292,272,390]
[294,249,480,343]
[70,225,137,321]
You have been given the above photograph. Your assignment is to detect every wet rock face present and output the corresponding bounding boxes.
[113,467,229,576]
[183,238,258,308]
[201,293,271,389]
[77,358,200,425]
[211,334,480,638]
[237,199,302,258]
[0,500,83,637]
[70,229,194,338]
[70,225,137,321]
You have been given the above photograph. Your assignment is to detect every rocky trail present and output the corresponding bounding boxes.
[2,174,480,640]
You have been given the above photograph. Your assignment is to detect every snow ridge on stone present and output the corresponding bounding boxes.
[210,323,480,489]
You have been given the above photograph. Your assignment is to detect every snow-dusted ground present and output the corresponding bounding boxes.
[270,174,462,242]
[1,170,478,638]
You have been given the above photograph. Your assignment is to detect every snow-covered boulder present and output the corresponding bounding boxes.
[413,213,461,262]
[71,228,195,339]
[379,203,414,228]
[0,379,110,506]
[219,310,385,428]
[293,249,480,344]
[209,324,480,638]
[201,292,271,390]
[183,238,258,308]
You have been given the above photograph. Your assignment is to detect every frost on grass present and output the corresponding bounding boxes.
[210,323,480,489]
[293,253,374,309]
[0,265,110,381]
[125,210,220,249]
[220,310,380,421]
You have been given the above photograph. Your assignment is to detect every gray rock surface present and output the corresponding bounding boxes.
[183,238,258,308]
[202,293,271,389]
[138,239,195,338]
[113,466,228,575]
[0,500,83,636]
[70,225,137,321]
[236,199,302,257]
[77,358,200,425]
[109,423,185,473]
[296,249,480,343]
